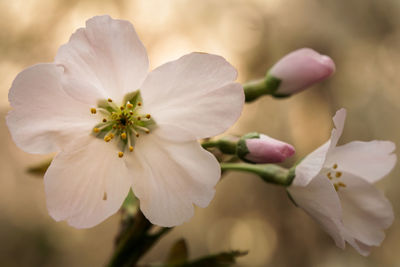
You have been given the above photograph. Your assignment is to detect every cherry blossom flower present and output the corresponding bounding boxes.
[269,48,335,95]
[7,15,244,228]
[287,109,396,255]
[237,133,295,163]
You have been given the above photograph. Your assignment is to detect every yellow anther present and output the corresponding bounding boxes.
[335,172,342,178]
[127,103,133,109]
[334,183,339,191]
[145,129,150,134]
[137,102,142,106]
[145,114,151,119]
[327,172,332,179]
[93,128,100,133]
[121,133,127,140]
[104,136,111,142]
[333,163,338,169]
[118,151,124,158]
[108,98,113,102]
[338,182,346,188]
[109,133,115,139]
[129,146,134,152]
[102,118,107,122]
[90,108,97,114]
[103,192,107,200]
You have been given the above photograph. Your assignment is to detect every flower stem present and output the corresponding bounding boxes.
[243,75,282,102]
[107,209,172,267]
[201,139,237,154]
[220,162,293,186]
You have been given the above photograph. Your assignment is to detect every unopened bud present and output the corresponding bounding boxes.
[237,133,295,163]
[269,48,335,96]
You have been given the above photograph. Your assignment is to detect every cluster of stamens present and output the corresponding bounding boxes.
[90,91,154,158]
[326,163,345,191]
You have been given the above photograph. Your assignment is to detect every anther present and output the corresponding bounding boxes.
[104,136,111,142]
[137,102,142,106]
[93,128,100,133]
[137,116,141,121]
[112,125,117,129]
[127,103,133,109]
[129,111,133,115]
[121,133,127,140]
[145,114,151,119]
[103,192,107,200]
[334,183,339,191]
[118,151,124,158]
[102,118,107,122]
[327,172,332,179]
[109,133,115,139]
[120,106,124,110]
[90,108,97,114]
[333,163,338,169]
[145,129,150,134]
[338,182,346,188]
[136,133,140,138]
[108,98,113,102]
[335,172,342,178]
[129,146,134,152]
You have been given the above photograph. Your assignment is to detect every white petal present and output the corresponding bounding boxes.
[55,15,149,104]
[326,141,397,183]
[288,174,345,248]
[338,173,393,250]
[293,141,330,186]
[7,63,96,154]
[128,129,220,227]
[140,52,244,140]
[44,136,132,228]
[329,108,346,150]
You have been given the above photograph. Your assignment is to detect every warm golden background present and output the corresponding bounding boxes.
[1,0,399,266]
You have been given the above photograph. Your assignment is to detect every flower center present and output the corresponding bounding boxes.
[325,163,346,191]
[90,91,155,158]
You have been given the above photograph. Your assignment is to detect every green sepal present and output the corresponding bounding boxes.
[236,132,260,163]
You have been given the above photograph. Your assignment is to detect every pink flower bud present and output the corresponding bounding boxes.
[269,48,335,95]
[243,134,295,163]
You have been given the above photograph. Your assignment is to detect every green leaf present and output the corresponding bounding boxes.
[165,239,189,265]
[27,159,52,177]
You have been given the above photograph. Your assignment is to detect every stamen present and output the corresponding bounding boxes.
[137,102,142,106]
[335,172,342,178]
[90,108,97,114]
[137,116,141,121]
[135,125,150,134]
[104,136,112,142]
[333,163,338,169]
[127,103,133,109]
[121,132,127,140]
[327,172,332,179]
[120,106,124,110]
[103,192,107,200]
[338,182,346,188]
[93,128,100,133]
[334,183,339,191]
[145,114,151,119]
[108,98,113,102]
[118,151,124,158]
[102,118,107,122]
[129,146,134,152]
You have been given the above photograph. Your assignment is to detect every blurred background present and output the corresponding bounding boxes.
[1,0,400,266]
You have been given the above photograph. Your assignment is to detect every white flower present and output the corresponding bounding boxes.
[287,109,396,256]
[7,15,244,228]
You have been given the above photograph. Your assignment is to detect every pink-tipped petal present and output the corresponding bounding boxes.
[270,48,335,95]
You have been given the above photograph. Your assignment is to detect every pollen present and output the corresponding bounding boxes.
[333,163,338,169]
[90,108,97,114]
[93,128,100,133]
[145,114,151,119]
[121,132,127,139]
[118,151,124,158]
[104,136,112,142]
[129,146,134,152]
